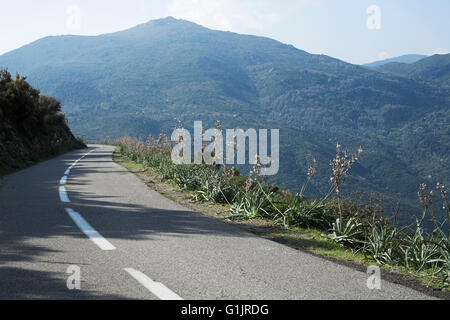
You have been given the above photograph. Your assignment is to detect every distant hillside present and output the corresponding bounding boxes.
[0,70,85,176]
[0,17,448,225]
[373,54,450,87]
[364,54,428,67]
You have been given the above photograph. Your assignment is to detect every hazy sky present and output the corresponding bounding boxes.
[0,0,449,64]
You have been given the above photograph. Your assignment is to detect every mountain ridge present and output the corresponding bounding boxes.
[0,17,448,225]
[372,54,450,87]
[364,54,428,67]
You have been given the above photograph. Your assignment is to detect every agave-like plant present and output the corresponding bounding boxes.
[425,227,450,288]
[364,223,401,265]
[331,217,364,247]
[435,242,450,288]
[401,225,441,272]
[280,195,334,229]
[171,165,200,190]
[193,169,236,204]
[230,186,274,219]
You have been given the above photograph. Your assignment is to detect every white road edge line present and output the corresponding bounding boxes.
[59,186,70,203]
[65,150,94,175]
[60,150,95,203]
[124,268,183,300]
[65,208,116,251]
[60,175,68,185]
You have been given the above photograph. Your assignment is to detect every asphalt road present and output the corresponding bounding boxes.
[0,145,437,300]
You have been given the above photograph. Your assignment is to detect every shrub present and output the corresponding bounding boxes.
[280,196,334,229]
[230,185,274,219]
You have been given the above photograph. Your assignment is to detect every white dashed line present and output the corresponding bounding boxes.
[59,149,182,296]
[66,208,116,251]
[124,268,183,300]
[59,149,117,250]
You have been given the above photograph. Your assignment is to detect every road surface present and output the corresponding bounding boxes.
[0,145,437,299]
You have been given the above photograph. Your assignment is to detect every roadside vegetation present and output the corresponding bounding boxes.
[116,126,450,291]
[0,70,85,176]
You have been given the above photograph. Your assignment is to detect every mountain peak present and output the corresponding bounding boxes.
[141,16,193,27]
[123,16,202,34]
[147,16,178,24]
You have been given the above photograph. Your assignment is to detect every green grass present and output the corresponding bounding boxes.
[269,227,368,263]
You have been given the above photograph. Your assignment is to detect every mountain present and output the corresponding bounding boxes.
[372,54,450,87]
[0,70,84,176]
[0,17,449,224]
[364,54,428,67]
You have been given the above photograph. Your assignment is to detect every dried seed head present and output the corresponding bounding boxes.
[437,182,446,194]
[253,154,262,177]
[330,143,363,197]
[245,171,254,192]
[216,120,222,132]
[418,183,434,209]
[307,157,317,179]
